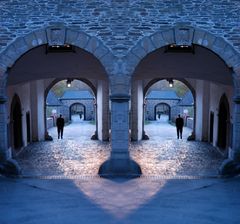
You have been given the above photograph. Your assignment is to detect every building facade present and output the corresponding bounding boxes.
[0,1,240,175]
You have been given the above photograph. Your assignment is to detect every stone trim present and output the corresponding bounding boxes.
[0,26,112,75]
[110,94,130,102]
[129,26,240,73]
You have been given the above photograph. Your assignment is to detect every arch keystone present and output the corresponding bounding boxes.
[46,27,66,46]
[174,26,194,46]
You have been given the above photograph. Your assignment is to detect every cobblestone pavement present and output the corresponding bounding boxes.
[16,115,224,177]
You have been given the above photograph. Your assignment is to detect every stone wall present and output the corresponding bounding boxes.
[145,99,180,120]
[0,0,240,58]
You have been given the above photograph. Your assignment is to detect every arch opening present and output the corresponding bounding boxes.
[10,94,23,152]
[130,36,233,177]
[5,38,110,177]
[217,94,230,151]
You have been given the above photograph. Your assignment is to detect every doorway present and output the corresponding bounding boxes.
[11,94,23,150]
[217,94,230,150]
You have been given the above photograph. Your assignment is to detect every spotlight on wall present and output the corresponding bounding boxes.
[167,78,174,88]
[66,78,73,88]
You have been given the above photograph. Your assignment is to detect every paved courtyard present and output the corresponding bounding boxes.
[1,116,239,224]
[16,115,224,178]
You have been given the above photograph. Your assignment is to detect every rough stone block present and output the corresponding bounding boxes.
[225,53,240,70]
[212,37,227,55]
[193,29,206,45]
[4,45,18,62]
[100,52,115,74]
[85,36,99,53]
[151,32,166,48]
[13,37,28,57]
[65,29,79,45]
[34,29,48,45]
[74,31,90,49]
[125,52,141,73]
[0,54,14,68]
[94,45,109,59]
[24,32,38,49]
[131,44,146,59]
[141,36,155,54]
[202,32,216,49]
[161,29,175,45]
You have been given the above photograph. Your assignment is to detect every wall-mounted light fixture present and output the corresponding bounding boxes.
[165,44,194,53]
[66,78,73,88]
[46,44,75,53]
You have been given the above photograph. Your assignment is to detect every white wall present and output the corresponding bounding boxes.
[7,83,31,148]
[97,81,103,140]
[209,82,233,147]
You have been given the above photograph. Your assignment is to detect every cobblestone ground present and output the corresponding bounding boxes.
[16,115,224,178]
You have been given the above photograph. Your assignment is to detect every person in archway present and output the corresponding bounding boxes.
[176,114,184,139]
[56,114,65,139]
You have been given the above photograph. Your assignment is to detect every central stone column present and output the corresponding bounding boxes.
[99,94,141,177]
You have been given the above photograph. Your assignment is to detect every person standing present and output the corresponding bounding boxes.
[56,114,65,139]
[175,114,184,139]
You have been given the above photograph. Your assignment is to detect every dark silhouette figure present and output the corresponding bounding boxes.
[56,114,65,139]
[176,114,184,139]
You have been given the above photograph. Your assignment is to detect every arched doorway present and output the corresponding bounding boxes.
[70,103,86,120]
[10,94,23,150]
[154,103,171,121]
[217,94,230,150]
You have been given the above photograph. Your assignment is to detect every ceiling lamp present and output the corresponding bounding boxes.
[66,78,73,88]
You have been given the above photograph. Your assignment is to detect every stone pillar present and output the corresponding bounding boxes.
[96,80,109,141]
[0,72,21,175]
[98,59,141,176]
[195,80,210,141]
[220,72,240,175]
[30,80,45,141]
[131,80,144,141]
[99,94,141,176]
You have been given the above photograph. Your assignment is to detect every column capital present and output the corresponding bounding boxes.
[110,94,130,102]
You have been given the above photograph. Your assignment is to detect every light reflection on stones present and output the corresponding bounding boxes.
[16,121,224,178]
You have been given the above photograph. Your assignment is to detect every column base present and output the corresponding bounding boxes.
[98,158,142,178]
[91,131,98,140]
[0,159,22,176]
[219,159,240,176]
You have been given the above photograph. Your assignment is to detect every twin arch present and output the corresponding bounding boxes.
[0,26,239,90]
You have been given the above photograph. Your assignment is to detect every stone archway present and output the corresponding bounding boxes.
[70,103,86,121]
[10,94,23,151]
[154,103,171,121]
[217,94,230,150]
[127,25,240,175]
[131,77,195,141]
[0,26,114,175]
